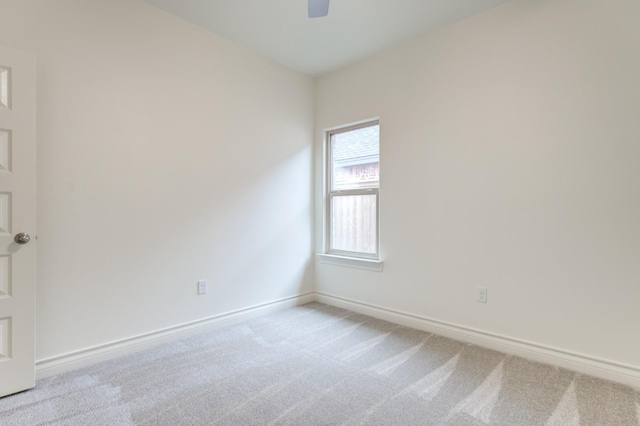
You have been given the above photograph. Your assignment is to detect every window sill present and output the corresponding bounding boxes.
[316,254,383,272]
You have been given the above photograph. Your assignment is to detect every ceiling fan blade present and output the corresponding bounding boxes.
[308,0,330,18]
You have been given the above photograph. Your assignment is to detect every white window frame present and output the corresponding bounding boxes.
[325,120,380,261]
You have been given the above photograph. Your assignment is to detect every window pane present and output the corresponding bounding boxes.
[331,124,379,191]
[331,194,377,254]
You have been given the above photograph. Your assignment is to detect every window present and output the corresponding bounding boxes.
[326,121,380,259]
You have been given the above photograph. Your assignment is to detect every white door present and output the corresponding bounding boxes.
[0,45,37,397]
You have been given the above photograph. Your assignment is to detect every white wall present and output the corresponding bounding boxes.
[1,0,638,376]
[0,0,314,360]
[315,0,640,368]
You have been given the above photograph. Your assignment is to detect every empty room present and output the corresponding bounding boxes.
[0,0,639,424]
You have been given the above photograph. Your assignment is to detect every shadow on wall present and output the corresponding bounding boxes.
[189,144,315,308]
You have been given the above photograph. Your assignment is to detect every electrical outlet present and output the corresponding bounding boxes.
[197,279,207,295]
[477,287,487,303]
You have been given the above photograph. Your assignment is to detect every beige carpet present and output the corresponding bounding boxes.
[1,302,638,425]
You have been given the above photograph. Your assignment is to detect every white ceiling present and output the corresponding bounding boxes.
[143,0,513,76]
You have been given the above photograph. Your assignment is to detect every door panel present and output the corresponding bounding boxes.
[0,44,36,397]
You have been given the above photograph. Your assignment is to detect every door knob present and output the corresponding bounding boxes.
[14,233,31,245]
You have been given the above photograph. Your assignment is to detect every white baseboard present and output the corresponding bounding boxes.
[35,290,640,390]
[36,292,315,380]
[315,292,640,390]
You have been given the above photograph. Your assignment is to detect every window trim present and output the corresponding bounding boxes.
[325,119,380,261]
[316,253,383,272]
